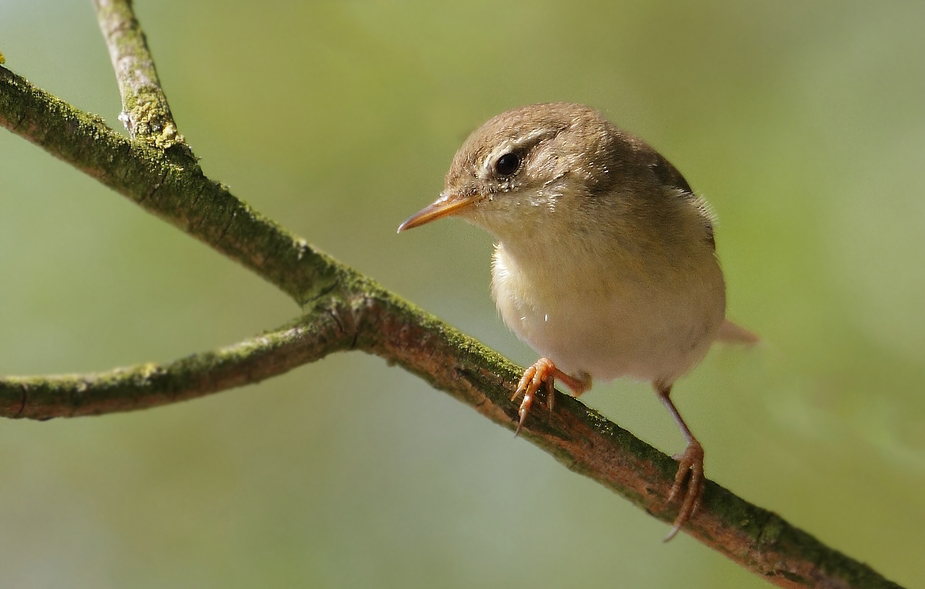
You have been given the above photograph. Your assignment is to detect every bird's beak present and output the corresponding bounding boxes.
[397,193,480,232]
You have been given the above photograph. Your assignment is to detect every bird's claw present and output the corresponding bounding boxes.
[511,358,558,435]
[664,440,705,542]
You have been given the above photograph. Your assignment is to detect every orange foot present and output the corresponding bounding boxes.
[510,358,590,435]
[664,440,705,542]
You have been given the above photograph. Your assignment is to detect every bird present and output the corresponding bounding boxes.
[397,102,755,540]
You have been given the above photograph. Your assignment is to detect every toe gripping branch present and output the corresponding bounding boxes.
[510,358,590,435]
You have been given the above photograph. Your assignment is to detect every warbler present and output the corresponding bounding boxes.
[399,102,755,539]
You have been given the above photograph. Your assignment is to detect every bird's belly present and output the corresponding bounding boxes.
[510,301,711,382]
[492,256,724,384]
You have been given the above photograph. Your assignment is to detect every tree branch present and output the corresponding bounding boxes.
[0,310,348,419]
[92,0,184,150]
[0,65,341,305]
[0,33,905,589]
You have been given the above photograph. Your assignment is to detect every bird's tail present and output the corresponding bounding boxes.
[715,320,760,345]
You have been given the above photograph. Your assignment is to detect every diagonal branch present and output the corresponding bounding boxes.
[0,65,341,305]
[0,58,905,589]
[93,0,185,151]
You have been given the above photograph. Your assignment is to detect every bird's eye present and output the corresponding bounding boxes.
[494,152,521,177]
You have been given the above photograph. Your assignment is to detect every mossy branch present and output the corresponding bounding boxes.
[92,0,184,150]
[0,5,905,587]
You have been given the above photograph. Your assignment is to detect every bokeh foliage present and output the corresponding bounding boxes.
[1,1,923,587]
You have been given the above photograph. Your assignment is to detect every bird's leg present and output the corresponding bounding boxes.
[511,358,590,435]
[655,383,705,542]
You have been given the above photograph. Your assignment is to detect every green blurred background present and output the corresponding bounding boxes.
[2,1,923,587]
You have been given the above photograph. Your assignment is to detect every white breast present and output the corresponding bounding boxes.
[491,238,725,385]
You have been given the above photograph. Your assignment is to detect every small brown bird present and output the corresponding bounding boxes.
[398,102,755,540]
